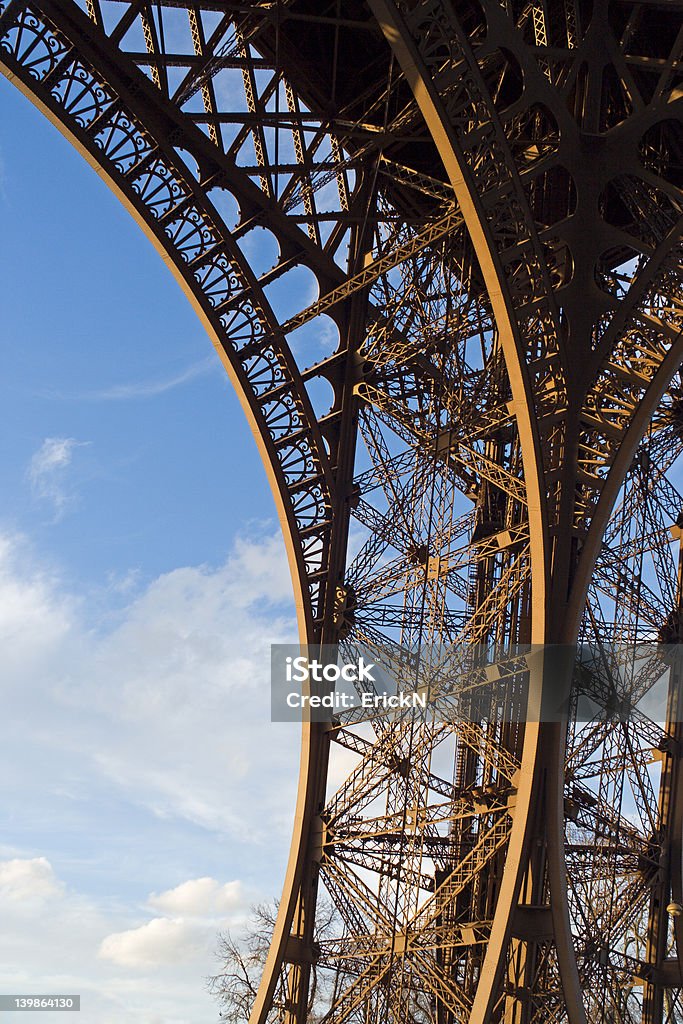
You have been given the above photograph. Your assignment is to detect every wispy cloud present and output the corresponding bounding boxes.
[0,528,296,1015]
[90,356,217,400]
[0,529,297,1018]
[27,437,89,519]
[0,528,297,836]
[38,356,218,402]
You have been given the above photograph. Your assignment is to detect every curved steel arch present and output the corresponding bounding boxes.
[0,0,336,636]
[4,3,683,1024]
[0,11,347,1021]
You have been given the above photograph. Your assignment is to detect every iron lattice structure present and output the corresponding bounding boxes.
[3,1,683,1021]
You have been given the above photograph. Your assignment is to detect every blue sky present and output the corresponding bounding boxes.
[0,75,302,1022]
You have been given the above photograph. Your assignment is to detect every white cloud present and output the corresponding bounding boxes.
[98,876,250,979]
[0,857,63,902]
[0,856,247,1021]
[26,436,89,518]
[99,877,250,969]
[0,529,300,1020]
[0,534,73,673]
[0,528,298,838]
[99,917,205,968]
[148,877,245,917]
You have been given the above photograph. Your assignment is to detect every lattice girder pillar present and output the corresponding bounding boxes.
[367,1,683,1021]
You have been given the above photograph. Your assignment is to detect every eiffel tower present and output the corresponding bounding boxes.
[2,2,683,1021]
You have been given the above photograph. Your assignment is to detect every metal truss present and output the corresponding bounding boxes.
[2,1,683,1021]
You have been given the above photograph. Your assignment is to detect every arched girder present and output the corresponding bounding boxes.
[0,9,352,1021]
[0,0,337,637]
[568,328,683,640]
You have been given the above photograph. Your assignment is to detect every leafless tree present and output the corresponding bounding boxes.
[208,898,339,1023]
